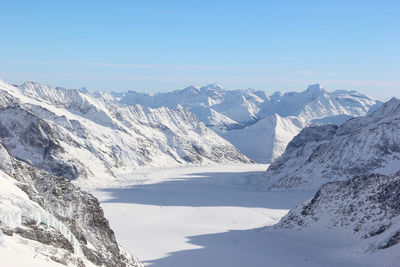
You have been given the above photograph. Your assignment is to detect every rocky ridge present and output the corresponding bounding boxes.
[0,79,250,184]
[264,98,400,190]
[115,83,381,163]
[276,172,400,252]
[0,141,143,266]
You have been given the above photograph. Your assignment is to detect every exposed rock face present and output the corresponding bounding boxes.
[264,98,400,190]
[276,172,400,250]
[0,141,144,266]
[14,220,75,253]
[0,79,250,184]
[0,105,85,179]
[116,83,381,163]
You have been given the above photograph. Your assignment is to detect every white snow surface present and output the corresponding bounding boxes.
[0,77,393,266]
[116,83,381,163]
[0,78,249,183]
[275,172,400,266]
[88,164,399,267]
[0,233,66,267]
[215,114,304,162]
[90,164,314,266]
[265,97,400,190]
[0,167,96,266]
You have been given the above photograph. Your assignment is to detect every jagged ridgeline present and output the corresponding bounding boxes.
[116,83,381,163]
[267,98,400,262]
[264,98,400,190]
[276,172,400,252]
[0,78,249,266]
[0,79,250,184]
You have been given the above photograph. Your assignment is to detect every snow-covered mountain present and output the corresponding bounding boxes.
[216,114,304,163]
[267,98,400,263]
[275,172,400,262]
[0,141,143,266]
[0,78,250,184]
[117,84,267,128]
[116,83,381,163]
[264,98,400,190]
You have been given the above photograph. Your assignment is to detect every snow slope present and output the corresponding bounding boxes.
[0,141,143,266]
[0,78,249,183]
[215,114,304,162]
[116,83,381,163]
[118,84,266,127]
[264,98,400,190]
[274,172,400,266]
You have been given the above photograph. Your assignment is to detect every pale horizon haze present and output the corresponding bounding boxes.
[1,0,399,100]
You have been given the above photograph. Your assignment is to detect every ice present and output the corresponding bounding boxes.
[90,164,315,266]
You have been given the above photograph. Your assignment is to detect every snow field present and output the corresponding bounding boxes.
[90,164,314,266]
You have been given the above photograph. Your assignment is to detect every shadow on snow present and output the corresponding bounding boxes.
[100,170,317,267]
[100,170,313,209]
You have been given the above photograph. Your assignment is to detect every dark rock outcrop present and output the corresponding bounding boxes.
[0,141,143,266]
[265,98,400,190]
[276,172,400,250]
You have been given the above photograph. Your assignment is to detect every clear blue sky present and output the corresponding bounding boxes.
[1,0,399,99]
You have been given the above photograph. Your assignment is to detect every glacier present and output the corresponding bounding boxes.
[0,76,398,267]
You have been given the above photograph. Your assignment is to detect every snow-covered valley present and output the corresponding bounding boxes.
[4,1,400,265]
[0,76,398,266]
[91,165,399,267]
[90,164,315,267]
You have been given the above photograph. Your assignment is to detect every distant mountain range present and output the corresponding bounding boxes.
[0,77,385,182]
[115,83,382,162]
[264,98,400,190]
[0,76,398,265]
[268,97,400,262]
[0,77,251,266]
[0,79,250,185]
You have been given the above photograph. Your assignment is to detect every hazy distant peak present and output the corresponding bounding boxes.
[182,85,200,94]
[199,83,224,92]
[270,91,282,100]
[370,97,400,119]
[306,83,324,93]
[384,97,400,109]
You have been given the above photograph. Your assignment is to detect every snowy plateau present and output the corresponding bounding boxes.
[0,77,399,267]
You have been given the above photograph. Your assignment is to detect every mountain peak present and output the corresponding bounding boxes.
[385,97,400,108]
[371,97,400,118]
[182,85,200,94]
[270,91,282,100]
[265,96,400,190]
[306,83,324,93]
[200,83,224,92]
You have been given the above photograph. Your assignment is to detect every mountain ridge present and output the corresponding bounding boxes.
[0,141,144,266]
[0,78,250,185]
[274,171,400,261]
[264,97,400,190]
[114,83,381,163]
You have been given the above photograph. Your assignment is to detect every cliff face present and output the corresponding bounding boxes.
[276,172,400,251]
[265,98,400,262]
[0,142,144,266]
[0,79,249,185]
[118,83,381,163]
[264,98,400,190]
